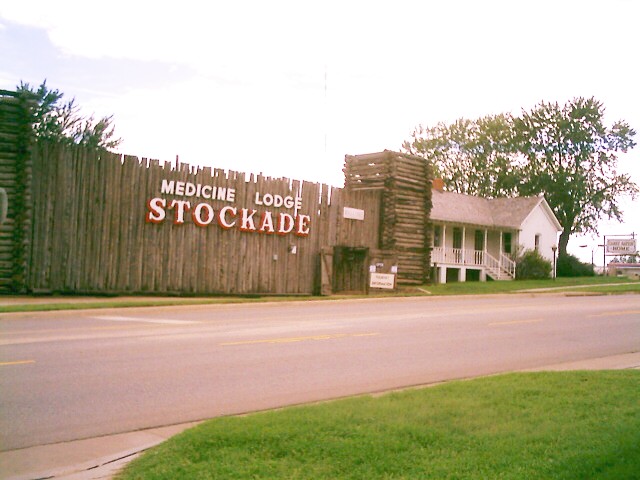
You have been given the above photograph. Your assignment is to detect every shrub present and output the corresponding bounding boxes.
[557,254,595,277]
[516,250,552,280]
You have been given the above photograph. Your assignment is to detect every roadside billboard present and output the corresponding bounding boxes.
[606,238,637,255]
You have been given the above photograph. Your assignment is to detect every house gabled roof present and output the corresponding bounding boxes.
[430,190,562,231]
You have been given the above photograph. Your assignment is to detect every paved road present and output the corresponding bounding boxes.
[1,294,639,452]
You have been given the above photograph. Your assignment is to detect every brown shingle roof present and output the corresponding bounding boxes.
[430,190,543,229]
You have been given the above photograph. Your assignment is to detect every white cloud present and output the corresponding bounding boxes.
[2,0,639,249]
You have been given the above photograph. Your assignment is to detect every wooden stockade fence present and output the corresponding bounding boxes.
[22,142,382,295]
[1,91,434,295]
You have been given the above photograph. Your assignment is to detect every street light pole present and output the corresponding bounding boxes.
[603,235,607,276]
[552,245,557,280]
[580,244,606,275]
[579,244,596,269]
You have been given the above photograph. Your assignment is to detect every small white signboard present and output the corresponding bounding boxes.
[606,238,637,255]
[370,273,395,290]
[343,207,365,221]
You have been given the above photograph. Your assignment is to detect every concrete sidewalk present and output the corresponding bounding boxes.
[0,422,201,480]
[2,352,639,480]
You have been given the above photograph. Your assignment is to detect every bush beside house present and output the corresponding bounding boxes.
[516,250,552,280]
[557,254,595,277]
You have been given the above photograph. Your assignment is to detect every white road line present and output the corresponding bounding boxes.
[92,315,200,325]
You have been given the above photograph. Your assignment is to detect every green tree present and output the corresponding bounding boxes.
[16,80,121,150]
[618,254,638,263]
[516,98,637,256]
[404,98,637,257]
[403,114,520,198]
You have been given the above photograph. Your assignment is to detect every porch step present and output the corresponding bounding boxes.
[486,267,514,281]
[487,274,513,281]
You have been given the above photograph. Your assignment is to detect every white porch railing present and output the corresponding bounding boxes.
[431,247,485,265]
[499,253,516,278]
[431,247,516,280]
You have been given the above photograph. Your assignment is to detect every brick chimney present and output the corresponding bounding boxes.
[432,178,445,191]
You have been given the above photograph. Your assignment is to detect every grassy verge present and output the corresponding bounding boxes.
[1,277,637,313]
[416,276,639,296]
[118,371,640,479]
[0,296,313,314]
[566,284,640,295]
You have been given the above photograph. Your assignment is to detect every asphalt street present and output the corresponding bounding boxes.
[1,294,639,454]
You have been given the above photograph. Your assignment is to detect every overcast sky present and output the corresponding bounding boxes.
[1,0,638,263]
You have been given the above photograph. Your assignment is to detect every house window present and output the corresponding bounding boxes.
[503,232,512,254]
[453,228,463,249]
[433,225,442,247]
[534,234,540,252]
[474,230,484,251]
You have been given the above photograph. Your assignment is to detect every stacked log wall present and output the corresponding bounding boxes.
[0,90,33,293]
[344,150,433,285]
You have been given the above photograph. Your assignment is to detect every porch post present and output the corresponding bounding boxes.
[442,225,447,262]
[499,230,503,269]
[461,226,466,264]
[439,266,447,284]
[484,229,488,264]
[459,267,466,282]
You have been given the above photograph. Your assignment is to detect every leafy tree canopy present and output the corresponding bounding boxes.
[404,114,521,198]
[611,255,639,264]
[516,98,636,255]
[404,97,637,256]
[16,80,122,150]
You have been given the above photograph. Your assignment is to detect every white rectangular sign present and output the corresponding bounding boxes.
[343,207,365,221]
[369,273,395,290]
[606,238,637,255]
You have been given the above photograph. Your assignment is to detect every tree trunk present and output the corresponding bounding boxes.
[558,227,571,257]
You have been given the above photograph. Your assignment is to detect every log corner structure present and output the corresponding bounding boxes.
[344,150,434,286]
[0,89,36,293]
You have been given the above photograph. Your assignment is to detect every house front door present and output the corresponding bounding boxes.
[453,228,462,249]
[452,228,463,263]
[475,230,484,251]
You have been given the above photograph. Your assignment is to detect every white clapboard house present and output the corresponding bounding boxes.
[430,181,562,283]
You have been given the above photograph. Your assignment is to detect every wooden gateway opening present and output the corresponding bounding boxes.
[332,246,369,294]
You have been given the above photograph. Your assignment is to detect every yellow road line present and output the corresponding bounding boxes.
[221,332,379,346]
[0,324,166,336]
[0,360,36,366]
[588,310,640,318]
[489,319,543,326]
[88,325,167,331]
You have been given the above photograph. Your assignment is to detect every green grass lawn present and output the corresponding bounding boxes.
[413,276,640,296]
[117,371,640,480]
